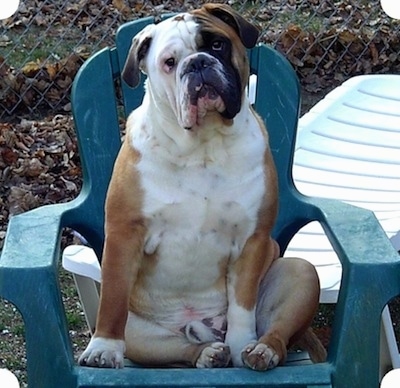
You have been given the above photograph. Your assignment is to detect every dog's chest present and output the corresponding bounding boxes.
[144,164,256,255]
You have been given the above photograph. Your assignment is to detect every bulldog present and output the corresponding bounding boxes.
[79,4,326,370]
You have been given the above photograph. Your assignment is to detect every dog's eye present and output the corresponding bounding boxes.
[165,58,176,68]
[211,40,224,51]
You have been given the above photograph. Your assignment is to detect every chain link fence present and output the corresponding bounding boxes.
[0,0,399,119]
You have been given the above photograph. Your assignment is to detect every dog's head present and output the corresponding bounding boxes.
[122,4,259,130]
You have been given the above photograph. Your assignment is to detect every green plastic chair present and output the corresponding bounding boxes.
[0,15,399,388]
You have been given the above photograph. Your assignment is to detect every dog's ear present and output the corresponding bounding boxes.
[122,26,154,88]
[202,4,260,49]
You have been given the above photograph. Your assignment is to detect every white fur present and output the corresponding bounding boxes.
[140,15,200,129]
[225,301,257,366]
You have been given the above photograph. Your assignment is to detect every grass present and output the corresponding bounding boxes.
[4,25,83,67]
[0,299,27,386]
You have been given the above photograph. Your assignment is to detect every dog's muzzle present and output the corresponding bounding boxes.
[183,55,222,106]
[178,53,229,130]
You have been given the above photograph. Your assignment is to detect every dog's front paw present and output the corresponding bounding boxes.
[241,342,280,371]
[196,342,231,368]
[78,337,126,368]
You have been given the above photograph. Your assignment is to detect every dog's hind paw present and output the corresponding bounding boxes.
[78,337,125,368]
[196,342,231,368]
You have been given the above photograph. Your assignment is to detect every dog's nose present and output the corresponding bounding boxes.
[185,54,217,74]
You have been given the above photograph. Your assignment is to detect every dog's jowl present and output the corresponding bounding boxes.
[79,4,326,370]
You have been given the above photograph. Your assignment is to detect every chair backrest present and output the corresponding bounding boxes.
[69,15,308,257]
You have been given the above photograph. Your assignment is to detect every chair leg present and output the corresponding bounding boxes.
[73,273,99,334]
[62,245,101,334]
[380,305,400,379]
[390,231,400,252]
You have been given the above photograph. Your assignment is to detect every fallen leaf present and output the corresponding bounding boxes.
[1,147,18,165]
[22,61,41,78]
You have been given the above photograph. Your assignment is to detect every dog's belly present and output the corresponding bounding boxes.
[131,288,228,338]
[132,171,263,333]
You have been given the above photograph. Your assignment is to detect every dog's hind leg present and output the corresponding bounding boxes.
[124,312,230,368]
[242,257,325,371]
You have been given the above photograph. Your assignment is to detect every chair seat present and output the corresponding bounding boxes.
[121,351,313,367]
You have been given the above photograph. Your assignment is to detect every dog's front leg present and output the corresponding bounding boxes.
[79,142,146,368]
[80,224,144,368]
[225,233,278,367]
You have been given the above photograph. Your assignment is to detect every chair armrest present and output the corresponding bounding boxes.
[1,204,67,270]
[309,197,399,268]
[307,196,400,306]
